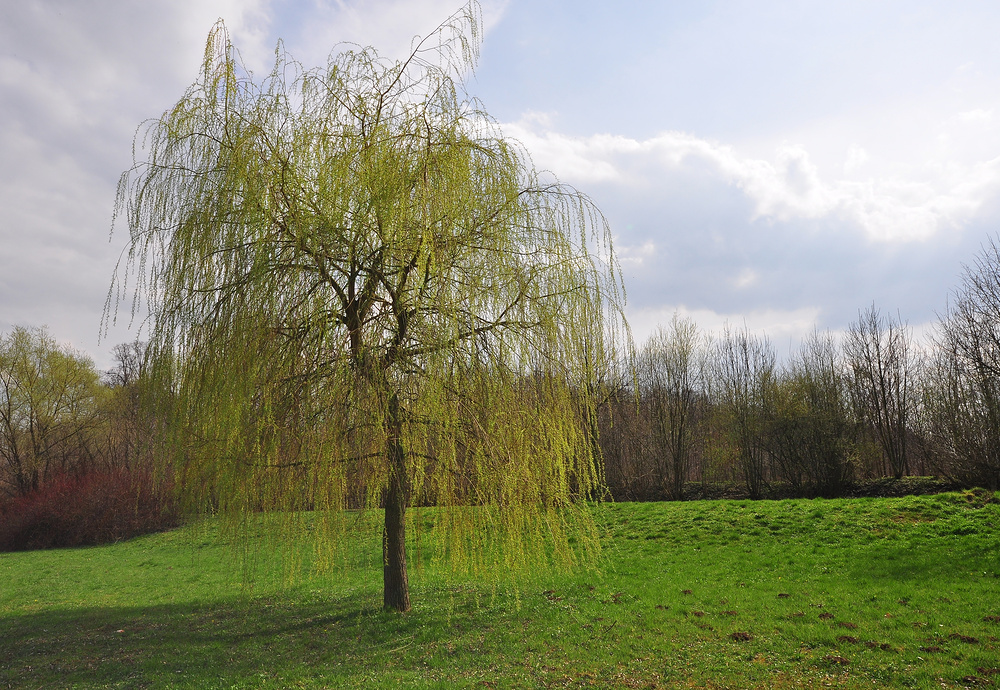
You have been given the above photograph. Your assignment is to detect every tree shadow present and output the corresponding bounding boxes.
[0,587,483,687]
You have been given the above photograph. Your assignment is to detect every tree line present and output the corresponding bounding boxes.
[599,241,1000,500]
[0,330,149,498]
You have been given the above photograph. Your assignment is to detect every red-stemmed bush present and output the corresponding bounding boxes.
[0,467,177,551]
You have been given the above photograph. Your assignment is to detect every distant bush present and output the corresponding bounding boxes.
[0,467,177,551]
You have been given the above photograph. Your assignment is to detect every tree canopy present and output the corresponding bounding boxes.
[107,4,628,610]
[0,326,105,498]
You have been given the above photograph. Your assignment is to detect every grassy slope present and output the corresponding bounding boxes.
[1,492,999,689]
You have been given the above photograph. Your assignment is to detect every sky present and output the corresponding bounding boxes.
[3,0,1000,369]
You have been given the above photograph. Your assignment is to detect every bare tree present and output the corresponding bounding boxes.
[596,364,650,500]
[767,330,852,496]
[928,238,1000,489]
[639,314,708,499]
[99,341,151,470]
[713,325,775,499]
[844,305,913,479]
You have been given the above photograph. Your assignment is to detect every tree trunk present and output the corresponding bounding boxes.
[383,393,411,612]
[383,474,410,611]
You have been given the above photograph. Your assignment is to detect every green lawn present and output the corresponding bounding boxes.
[2,491,999,688]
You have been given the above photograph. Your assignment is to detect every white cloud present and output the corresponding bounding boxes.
[733,269,757,290]
[502,116,1000,243]
[615,239,656,266]
[502,120,626,183]
[957,108,993,124]
[628,304,823,356]
[843,144,869,174]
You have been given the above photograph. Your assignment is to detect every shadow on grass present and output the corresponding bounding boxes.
[0,588,488,688]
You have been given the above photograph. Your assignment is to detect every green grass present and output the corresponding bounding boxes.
[2,491,999,688]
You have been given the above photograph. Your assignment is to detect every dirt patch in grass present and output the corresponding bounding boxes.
[960,675,990,685]
[864,641,892,651]
[949,633,980,644]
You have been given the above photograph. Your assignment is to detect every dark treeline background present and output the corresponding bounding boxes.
[4,238,1000,549]
[600,239,1000,500]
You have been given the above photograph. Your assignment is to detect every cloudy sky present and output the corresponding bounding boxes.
[3,0,1000,368]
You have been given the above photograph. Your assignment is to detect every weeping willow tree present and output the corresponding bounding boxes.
[106,4,628,611]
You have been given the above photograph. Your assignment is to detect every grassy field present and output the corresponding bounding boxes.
[2,491,999,688]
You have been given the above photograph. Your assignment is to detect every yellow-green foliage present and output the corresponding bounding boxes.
[0,326,107,497]
[107,4,628,590]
